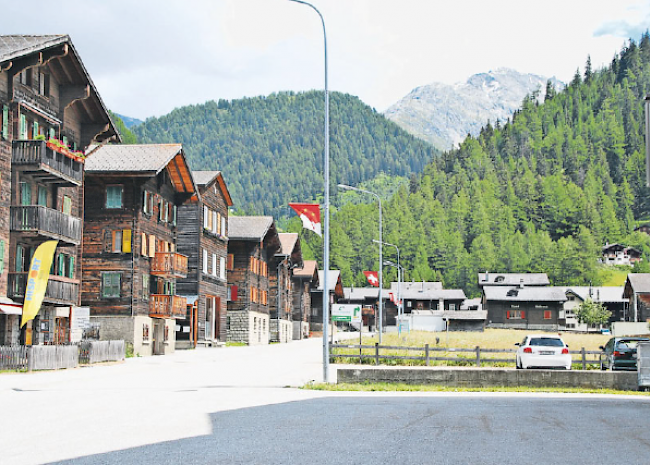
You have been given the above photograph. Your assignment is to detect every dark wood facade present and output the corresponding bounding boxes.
[0,35,117,345]
[291,260,318,339]
[176,171,233,347]
[81,145,195,355]
[226,217,280,345]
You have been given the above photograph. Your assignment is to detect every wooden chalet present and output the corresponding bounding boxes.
[0,35,118,345]
[81,144,195,356]
[176,170,233,349]
[226,216,280,345]
[483,285,567,330]
[310,270,344,333]
[623,274,650,322]
[269,233,303,343]
[601,243,642,266]
[291,259,318,339]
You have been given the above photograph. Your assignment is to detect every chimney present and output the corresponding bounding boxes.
[485,270,489,282]
[519,278,524,289]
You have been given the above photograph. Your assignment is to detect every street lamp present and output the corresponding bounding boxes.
[375,240,402,336]
[288,0,330,382]
[338,183,383,342]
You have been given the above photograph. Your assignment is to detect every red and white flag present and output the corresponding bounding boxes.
[289,203,322,236]
[363,271,379,287]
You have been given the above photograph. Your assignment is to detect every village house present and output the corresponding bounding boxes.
[226,216,280,345]
[560,286,626,331]
[269,233,302,343]
[623,274,650,322]
[0,35,118,345]
[600,243,642,266]
[339,287,379,330]
[291,259,318,339]
[483,285,567,330]
[310,270,344,333]
[175,170,233,349]
[81,144,196,356]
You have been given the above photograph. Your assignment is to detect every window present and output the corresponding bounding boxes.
[143,191,153,215]
[143,324,150,342]
[212,253,217,276]
[449,303,456,311]
[39,72,49,96]
[172,205,177,226]
[106,186,123,209]
[544,310,552,320]
[20,182,31,206]
[101,272,121,298]
[37,186,47,207]
[220,257,226,280]
[19,114,27,139]
[2,105,8,140]
[62,196,72,215]
[507,310,526,319]
[202,248,208,273]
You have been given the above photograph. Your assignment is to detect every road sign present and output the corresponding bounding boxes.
[331,304,362,323]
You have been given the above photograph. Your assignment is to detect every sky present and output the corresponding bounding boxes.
[5,0,650,120]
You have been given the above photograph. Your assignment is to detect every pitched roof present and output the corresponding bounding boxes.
[562,287,625,303]
[317,270,341,292]
[0,35,68,62]
[483,286,567,302]
[278,233,299,256]
[192,170,233,207]
[85,144,195,194]
[626,274,650,294]
[390,282,442,292]
[293,260,319,280]
[343,287,380,300]
[387,288,466,301]
[228,216,274,241]
[478,273,550,286]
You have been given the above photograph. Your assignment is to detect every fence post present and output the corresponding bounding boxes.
[375,342,379,366]
[581,347,586,371]
[425,344,430,366]
[27,346,33,372]
[475,346,481,367]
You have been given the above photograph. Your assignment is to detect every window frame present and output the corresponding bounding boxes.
[101,272,121,298]
[106,185,123,209]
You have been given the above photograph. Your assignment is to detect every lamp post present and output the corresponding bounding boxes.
[375,240,401,335]
[288,0,330,382]
[338,184,382,342]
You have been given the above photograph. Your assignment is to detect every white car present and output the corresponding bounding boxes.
[515,334,572,370]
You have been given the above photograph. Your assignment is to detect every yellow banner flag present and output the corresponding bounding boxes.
[21,240,58,328]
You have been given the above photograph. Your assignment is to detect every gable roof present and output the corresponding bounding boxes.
[625,274,650,295]
[343,287,380,301]
[387,288,466,301]
[317,270,344,298]
[85,144,195,195]
[228,216,274,241]
[192,170,233,207]
[293,260,319,282]
[0,35,119,144]
[478,273,550,287]
[278,233,299,256]
[391,282,443,292]
[483,286,567,302]
[562,287,625,303]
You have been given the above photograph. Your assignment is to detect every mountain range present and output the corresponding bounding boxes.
[384,68,563,150]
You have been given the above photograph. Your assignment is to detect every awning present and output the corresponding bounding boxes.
[0,304,23,315]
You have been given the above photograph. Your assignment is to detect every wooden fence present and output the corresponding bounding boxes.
[0,341,126,372]
[330,343,602,370]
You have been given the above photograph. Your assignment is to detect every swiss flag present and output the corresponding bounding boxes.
[289,203,322,236]
[363,271,379,287]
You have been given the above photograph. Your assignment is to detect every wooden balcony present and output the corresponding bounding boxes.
[10,206,81,246]
[8,272,80,306]
[149,294,187,319]
[150,252,188,278]
[12,140,83,186]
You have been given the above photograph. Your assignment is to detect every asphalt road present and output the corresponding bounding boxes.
[2,338,650,465]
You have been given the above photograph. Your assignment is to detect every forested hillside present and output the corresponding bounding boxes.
[290,35,650,296]
[132,91,437,217]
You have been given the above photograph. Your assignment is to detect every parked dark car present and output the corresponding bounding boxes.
[599,337,650,371]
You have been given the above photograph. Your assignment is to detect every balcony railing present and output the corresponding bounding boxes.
[149,294,187,319]
[150,252,188,278]
[12,140,83,186]
[10,206,81,245]
[8,272,79,306]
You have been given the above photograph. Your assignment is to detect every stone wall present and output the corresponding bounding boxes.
[270,319,293,343]
[338,366,638,391]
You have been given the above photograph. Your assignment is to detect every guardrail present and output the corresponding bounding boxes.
[330,343,602,370]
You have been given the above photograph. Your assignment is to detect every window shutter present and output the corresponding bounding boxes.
[49,127,55,140]
[63,196,72,215]
[203,206,209,229]
[217,212,221,235]
[122,229,132,253]
[227,254,234,270]
[2,105,8,140]
[221,216,226,237]
[143,191,148,214]
[0,240,4,273]
[172,205,177,225]
[231,285,238,301]
[212,253,217,276]
[220,257,226,280]
[101,273,111,297]
[148,234,156,257]
[521,311,526,319]
[20,114,26,139]
[141,233,147,256]
[68,256,75,279]
[33,121,39,138]
[203,249,208,273]
[506,310,510,319]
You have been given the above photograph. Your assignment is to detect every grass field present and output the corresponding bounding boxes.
[597,265,632,286]
[331,329,614,369]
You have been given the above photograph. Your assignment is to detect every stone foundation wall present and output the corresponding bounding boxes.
[293,321,309,340]
[227,310,269,345]
[270,319,293,343]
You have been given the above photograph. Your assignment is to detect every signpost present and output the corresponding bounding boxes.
[331,304,363,349]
